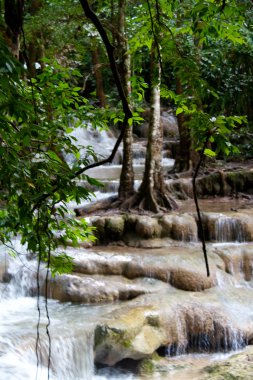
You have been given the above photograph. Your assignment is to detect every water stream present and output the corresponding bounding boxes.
[1,126,253,379]
[0,247,134,380]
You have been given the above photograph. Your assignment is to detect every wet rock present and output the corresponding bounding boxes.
[94,291,247,366]
[135,216,162,239]
[94,306,167,365]
[159,214,198,241]
[105,216,125,240]
[92,217,106,242]
[71,247,223,291]
[73,252,127,276]
[86,206,253,247]
[46,274,167,303]
[214,245,253,282]
[170,268,215,291]
[203,346,253,380]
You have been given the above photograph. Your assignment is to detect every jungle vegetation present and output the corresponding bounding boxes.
[0,0,253,274]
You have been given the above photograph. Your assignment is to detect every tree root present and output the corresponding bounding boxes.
[119,188,178,213]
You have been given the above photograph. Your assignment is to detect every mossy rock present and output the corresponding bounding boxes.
[91,217,106,242]
[203,347,253,380]
[105,216,125,240]
[138,357,155,375]
[135,216,161,239]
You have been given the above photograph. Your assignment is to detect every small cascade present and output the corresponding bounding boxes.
[47,331,94,380]
[202,213,250,243]
[0,249,98,380]
[171,215,198,242]
[215,216,245,242]
[0,242,43,299]
[66,125,120,166]
[164,307,246,358]
[0,302,95,380]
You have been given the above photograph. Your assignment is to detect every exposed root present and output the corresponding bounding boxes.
[120,188,178,213]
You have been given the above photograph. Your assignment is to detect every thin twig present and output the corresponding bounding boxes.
[192,138,210,277]
[35,212,42,380]
[45,235,51,380]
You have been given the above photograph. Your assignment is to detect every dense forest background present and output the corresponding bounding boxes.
[0,0,253,273]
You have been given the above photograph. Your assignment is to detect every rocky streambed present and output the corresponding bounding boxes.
[2,200,253,378]
[41,226,253,378]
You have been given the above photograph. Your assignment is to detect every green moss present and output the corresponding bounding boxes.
[146,314,160,327]
[122,339,132,348]
[94,325,109,347]
[105,216,125,240]
[138,358,155,375]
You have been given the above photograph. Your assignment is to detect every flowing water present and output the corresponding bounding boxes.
[1,240,253,379]
[0,244,135,380]
[1,125,253,379]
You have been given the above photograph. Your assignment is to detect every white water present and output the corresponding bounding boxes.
[215,215,245,242]
[0,245,134,380]
[1,121,252,379]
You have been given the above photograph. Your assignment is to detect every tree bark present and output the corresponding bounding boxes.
[4,0,24,59]
[91,44,106,107]
[117,0,135,200]
[173,78,192,172]
[122,45,177,212]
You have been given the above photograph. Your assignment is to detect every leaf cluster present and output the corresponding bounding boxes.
[0,46,100,274]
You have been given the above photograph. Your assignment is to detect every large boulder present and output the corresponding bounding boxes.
[94,290,248,366]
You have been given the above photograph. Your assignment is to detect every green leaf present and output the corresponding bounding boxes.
[204,148,216,157]
[46,150,63,164]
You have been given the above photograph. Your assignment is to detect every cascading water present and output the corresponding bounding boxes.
[0,244,135,380]
[1,122,253,380]
[215,216,245,243]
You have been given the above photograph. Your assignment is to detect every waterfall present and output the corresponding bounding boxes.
[162,303,247,359]
[215,216,245,242]
[0,246,95,380]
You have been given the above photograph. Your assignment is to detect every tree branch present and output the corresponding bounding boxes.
[32,0,132,210]
[79,0,131,118]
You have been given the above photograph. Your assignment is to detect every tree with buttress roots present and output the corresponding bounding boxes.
[80,0,251,213]
[122,43,177,212]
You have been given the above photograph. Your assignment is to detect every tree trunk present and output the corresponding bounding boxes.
[137,56,164,212]
[91,44,106,107]
[4,0,24,59]
[122,45,177,212]
[173,78,192,172]
[117,0,134,200]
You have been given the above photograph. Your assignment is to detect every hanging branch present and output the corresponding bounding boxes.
[32,0,132,210]
[77,0,132,174]
[192,137,211,277]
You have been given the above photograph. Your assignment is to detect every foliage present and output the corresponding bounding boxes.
[153,0,252,158]
[0,42,97,274]
[0,0,253,270]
